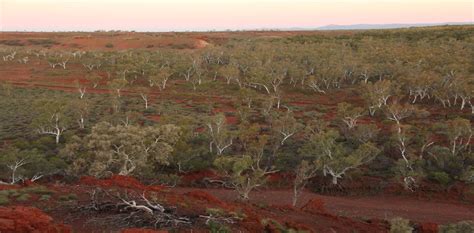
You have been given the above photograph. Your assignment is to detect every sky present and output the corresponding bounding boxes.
[0,0,472,31]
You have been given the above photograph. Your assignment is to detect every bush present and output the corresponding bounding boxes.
[208,220,231,233]
[39,194,51,201]
[105,43,114,48]
[0,194,9,205]
[58,193,78,201]
[460,167,474,183]
[16,193,31,202]
[440,221,474,233]
[429,171,452,186]
[390,217,413,233]
[23,186,55,195]
[155,174,181,187]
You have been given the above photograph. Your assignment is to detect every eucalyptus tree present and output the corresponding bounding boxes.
[69,99,91,129]
[81,52,103,71]
[32,99,72,144]
[214,125,277,200]
[336,102,365,129]
[0,148,46,184]
[206,114,234,156]
[362,80,399,116]
[86,72,102,88]
[301,129,380,185]
[292,160,319,206]
[148,66,173,91]
[441,118,472,156]
[62,122,181,177]
[109,78,129,98]
[136,86,152,109]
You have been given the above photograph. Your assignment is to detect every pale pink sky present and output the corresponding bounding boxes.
[0,0,472,31]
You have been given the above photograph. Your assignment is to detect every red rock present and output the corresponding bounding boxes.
[0,206,71,233]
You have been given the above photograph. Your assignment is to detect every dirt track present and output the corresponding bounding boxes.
[175,188,474,224]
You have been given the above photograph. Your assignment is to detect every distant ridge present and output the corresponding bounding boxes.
[315,22,473,30]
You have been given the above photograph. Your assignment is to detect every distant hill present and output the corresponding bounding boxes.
[315,22,473,30]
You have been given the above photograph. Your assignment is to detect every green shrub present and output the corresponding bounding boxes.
[429,171,452,186]
[39,194,51,201]
[155,174,181,187]
[440,221,474,233]
[0,189,19,197]
[24,186,55,195]
[59,194,78,201]
[0,194,9,205]
[105,43,114,48]
[206,208,225,216]
[261,218,301,233]
[208,220,231,233]
[16,193,31,202]
[390,217,413,233]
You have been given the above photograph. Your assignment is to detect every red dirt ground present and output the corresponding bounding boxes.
[174,187,474,225]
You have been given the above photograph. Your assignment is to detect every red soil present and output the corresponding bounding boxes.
[121,228,168,233]
[146,115,161,122]
[175,188,474,225]
[184,190,227,208]
[418,222,439,233]
[0,184,19,191]
[0,206,71,233]
[301,198,326,214]
[79,175,165,192]
[180,169,219,185]
[225,115,238,124]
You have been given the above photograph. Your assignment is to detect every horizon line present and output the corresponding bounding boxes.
[1,22,472,33]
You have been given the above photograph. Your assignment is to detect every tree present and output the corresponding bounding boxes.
[292,160,319,206]
[336,102,365,129]
[47,53,70,69]
[109,78,128,97]
[33,99,71,144]
[219,64,240,85]
[81,52,103,71]
[69,99,91,129]
[2,50,16,61]
[62,122,181,177]
[213,134,276,200]
[136,86,152,109]
[324,142,380,185]
[192,60,208,90]
[406,71,437,104]
[385,101,420,166]
[148,67,173,91]
[75,80,87,99]
[384,101,428,191]
[362,80,398,116]
[176,56,195,82]
[206,114,234,155]
[248,59,287,109]
[301,129,380,185]
[271,111,301,145]
[350,124,380,144]
[86,72,102,88]
[441,118,472,156]
[0,148,49,184]
[237,88,258,109]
